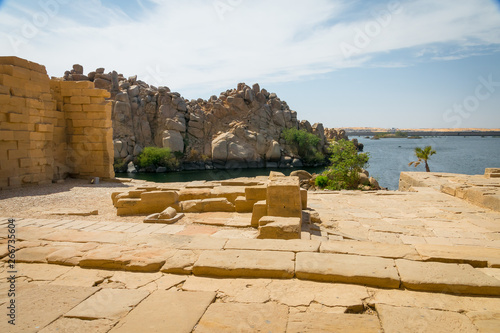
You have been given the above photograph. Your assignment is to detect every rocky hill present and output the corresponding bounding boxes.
[61,65,348,171]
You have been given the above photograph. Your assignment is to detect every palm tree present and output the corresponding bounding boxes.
[409,146,436,172]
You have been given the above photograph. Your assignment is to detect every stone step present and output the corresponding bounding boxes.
[193,249,295,279]
[396,259,500,296]
[295,252,400,289]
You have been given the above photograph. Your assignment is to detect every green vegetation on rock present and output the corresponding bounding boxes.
[137,147,180,170]
[315,139,370,190]
[281,128,325,164]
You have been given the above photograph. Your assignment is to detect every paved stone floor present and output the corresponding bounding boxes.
[1,177,500,332]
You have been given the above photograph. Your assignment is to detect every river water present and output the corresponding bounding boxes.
[117,136,500,190]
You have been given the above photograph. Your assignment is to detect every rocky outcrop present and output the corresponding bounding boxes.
[63,66,344,170]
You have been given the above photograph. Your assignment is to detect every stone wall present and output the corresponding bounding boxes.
[0,56,114,190]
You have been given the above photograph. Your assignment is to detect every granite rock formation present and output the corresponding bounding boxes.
[63,65,347,170]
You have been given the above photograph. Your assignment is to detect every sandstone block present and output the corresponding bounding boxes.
[235,196,258,212]
[296,252,400,288]
[245,185,267,200]
[376,303,477,333]
[251,200,267,227]
[65,289,149,320]
[0,284,97,333]
[180,199,203,212]
[193,249,295,278]
[267,176,302,218]
[194,302,288,333]
[300,188,308,208]
[202,197,235,212]
[224,238,320,252]
[396,259,500,295]
[70,95,91,104]
[40,318,115,333]
[258,216,301,240]
[110,290,215,333]
[287,312,381,333]
[415,244,500,268]
[321,240,421,260]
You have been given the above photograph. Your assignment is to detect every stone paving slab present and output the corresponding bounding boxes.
[376,303,477,333]
[465,311,500,333]
[320,240,421,260]
[193,250,295,279]
[110,290,216,333]
[367,288,500,313]
[160,249,200,275]
[295,252,400,288]
[224,238,320,252]
[286,312,382,333]
[0,284,99,333]
[194,302,289,333]
[65,288,149,320]
[415,243,500,268]
[396,259,500,296]
[39,318,116,333]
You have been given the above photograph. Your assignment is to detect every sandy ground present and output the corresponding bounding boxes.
[0,178,159,223]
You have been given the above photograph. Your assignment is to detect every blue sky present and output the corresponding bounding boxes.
[1,0,499,129]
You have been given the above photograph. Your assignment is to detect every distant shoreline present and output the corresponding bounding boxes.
[344,128,500,137]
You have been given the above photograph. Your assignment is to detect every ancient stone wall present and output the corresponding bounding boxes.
[0,56,114,190]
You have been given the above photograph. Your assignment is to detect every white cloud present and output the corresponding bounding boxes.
[0,0,499,97]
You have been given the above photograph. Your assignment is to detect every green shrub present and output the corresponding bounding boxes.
[282,128,323,163]
[315,175,330,188]
[317,140,369,190]
[137,147,179,170]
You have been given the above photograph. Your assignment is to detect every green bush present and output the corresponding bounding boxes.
[137,147,179,170]
[315,175,329,188]
[282,128,323,164]
[317,139,369,190]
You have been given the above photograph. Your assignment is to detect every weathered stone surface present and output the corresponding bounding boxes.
[193,250,295,278]
[245,185,267,201]
[320,240,421,260]
[466,311,500,333]
[194,302,288,333]
[396,259,500,295]
[376,303,477,333]
[103,271,163,289]
[160,250,199,274]
[415,243,500,267]
[368,289,500,313]
[267,176,302,218]
[224,238,320,252]
[51,266,114,287]
[110,290,215,333]
[251,200,267,227]
[182,276,271,303]
[258,216,301,239]
[17,262,73,281]
[296,252,400,288]
[162,130,184,152]
[0,284,98,333]
[287,312,382,333]
[15,246,61,263]
[40,318,115,333]
[65,288,149,320]
[235,196,257,212]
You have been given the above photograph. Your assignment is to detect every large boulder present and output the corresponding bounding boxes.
[266,140,281,161]
[162,130,184,153]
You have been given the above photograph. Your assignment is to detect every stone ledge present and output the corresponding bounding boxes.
[295,252,401,289]
[396,259,500,296]
[192,249,295,279]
